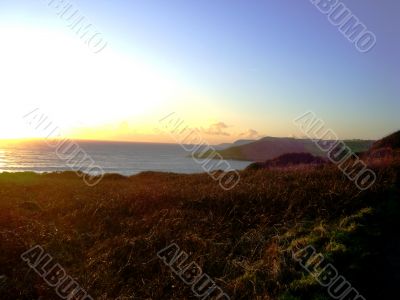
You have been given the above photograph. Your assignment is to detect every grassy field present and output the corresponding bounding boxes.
[0,160,399,299]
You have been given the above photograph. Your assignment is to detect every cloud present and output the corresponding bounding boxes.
[201,122,231,136]
[239,129,260,139]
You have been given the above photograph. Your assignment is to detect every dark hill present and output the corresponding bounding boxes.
[362,130,400,160]
[370,130,400,150]
[195,137,373,162]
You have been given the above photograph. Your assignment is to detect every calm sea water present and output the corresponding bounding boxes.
[0,141,251,175]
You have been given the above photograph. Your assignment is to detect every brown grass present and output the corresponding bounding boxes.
[0,160,399,299]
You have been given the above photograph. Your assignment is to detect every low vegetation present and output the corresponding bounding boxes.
[246,153,328,170]
[0,156,399,299]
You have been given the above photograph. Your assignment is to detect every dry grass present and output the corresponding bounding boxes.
[0,161,399,299]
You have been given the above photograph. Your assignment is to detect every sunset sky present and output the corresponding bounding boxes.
[0,0,399,143]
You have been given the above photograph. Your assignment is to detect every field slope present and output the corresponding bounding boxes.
[0,159,399,299]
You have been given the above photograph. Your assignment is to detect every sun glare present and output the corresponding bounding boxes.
[0,26,183,141]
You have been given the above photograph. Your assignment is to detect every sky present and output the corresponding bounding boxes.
[0,0,399,143]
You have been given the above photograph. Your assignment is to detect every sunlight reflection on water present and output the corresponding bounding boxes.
[0,140,251,175]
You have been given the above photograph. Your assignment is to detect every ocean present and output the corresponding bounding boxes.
[0,140,252,175]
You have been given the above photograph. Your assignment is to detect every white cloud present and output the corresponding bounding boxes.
[239,129,260,139]
[200,122,230,136]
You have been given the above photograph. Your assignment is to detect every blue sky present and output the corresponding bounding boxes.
[0,0,399,142]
